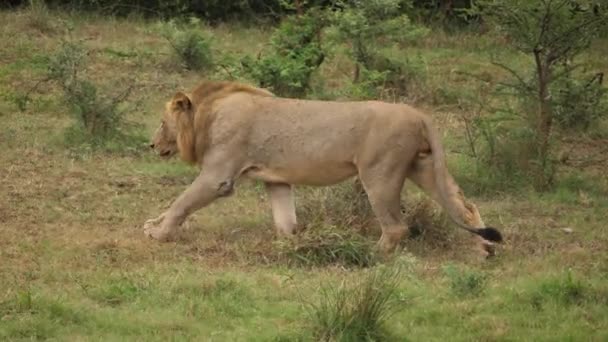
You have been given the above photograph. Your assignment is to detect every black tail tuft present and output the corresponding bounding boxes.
[476,227,503,243]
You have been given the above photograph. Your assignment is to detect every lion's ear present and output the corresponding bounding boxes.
[171,92,192,112]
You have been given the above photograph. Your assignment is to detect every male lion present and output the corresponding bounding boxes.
[146,80,503,256]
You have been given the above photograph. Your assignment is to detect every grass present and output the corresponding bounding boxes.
[1,8,608,341]
[273,225,378,268]
[306,267,405,341]
[443,264,488,297]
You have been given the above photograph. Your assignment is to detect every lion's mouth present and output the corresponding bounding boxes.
[160,150,172,158]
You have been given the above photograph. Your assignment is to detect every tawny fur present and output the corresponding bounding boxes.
[174,82,274,165]
[146,80,502,256]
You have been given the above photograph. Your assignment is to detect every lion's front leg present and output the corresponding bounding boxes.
[144,158,238,242]
[265,182,298,236]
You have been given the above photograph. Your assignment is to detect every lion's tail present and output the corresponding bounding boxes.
[421,117,503,243]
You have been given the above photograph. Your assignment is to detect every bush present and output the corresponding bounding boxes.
[46,39,144,150]
[306,267,404,341]
[340,68,393,100]
[340,56,427,100]
[157,17,213,71]
[242,9,327,97]
[26,0,332,22]
[5,0,475,24]
[331,0,428,98]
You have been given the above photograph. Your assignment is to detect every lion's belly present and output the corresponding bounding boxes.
[242,161,358,186]
[243,120,362,185]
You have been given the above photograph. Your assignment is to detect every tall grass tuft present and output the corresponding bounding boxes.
[307,267,404,341]
[274,225,377,268]
[25,0,54,33]
[297,181,375,233]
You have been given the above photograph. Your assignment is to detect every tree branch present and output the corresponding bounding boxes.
[491,61,535,93]
[537,0,554,48]
[544,12,607,55]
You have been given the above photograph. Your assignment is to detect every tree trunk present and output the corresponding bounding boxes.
[534,51,553,189]
[443,0,454,20]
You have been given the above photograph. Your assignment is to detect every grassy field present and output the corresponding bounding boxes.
[1,8,608,341]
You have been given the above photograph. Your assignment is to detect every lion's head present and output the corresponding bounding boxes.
[150,91,196,163]
[150,81,275,165]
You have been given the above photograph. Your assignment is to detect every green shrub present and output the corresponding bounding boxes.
[158,17,213,71]
[242,53,320,97]
[341,68,393,100]
[19,0,472,24]
[341,55,427,100]
[242,9,327,97]
[306,267,404,341]
[46,40,145,150]
[35,0,288,21]
[331,0,428,97]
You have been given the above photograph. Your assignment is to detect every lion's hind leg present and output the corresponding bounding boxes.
[357,156,410,253]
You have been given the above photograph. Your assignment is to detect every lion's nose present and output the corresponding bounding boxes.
[149,143,155,149]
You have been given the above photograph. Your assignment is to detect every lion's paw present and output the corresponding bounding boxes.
[143,216,174,242]
[483,241,496,257]
[479,239,496,258]
[469,235,497,260]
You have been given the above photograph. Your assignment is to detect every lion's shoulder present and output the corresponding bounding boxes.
[189,81,274,107]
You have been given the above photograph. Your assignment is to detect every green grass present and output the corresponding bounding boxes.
[1,8,608,341]
[443,264,488,297]
[306,267,405,341]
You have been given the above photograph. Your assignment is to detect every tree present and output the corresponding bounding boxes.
[471,0,608,189]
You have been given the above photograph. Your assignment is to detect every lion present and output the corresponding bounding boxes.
[146,80,503,256]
